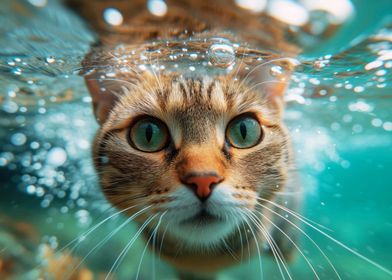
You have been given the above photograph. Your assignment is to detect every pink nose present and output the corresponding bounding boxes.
[183,173,223,201]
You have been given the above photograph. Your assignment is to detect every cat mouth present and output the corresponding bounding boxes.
[181,209,222,225]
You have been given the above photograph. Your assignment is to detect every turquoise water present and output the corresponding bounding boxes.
[0,0,391,279]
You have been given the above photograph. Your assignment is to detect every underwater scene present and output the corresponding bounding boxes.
[0,0,391,279]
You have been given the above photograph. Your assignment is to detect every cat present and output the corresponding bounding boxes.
[66,0,303,279]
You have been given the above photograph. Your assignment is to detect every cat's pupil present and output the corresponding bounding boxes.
[145,124,153,143]
[240,122,247,139]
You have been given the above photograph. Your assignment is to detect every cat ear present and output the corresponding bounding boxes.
[84,69,158,124]
[235,58,298,115]
[84,74,126,125]
[263,77,289,114]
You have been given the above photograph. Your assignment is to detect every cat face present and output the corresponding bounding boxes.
[90,72,290,247]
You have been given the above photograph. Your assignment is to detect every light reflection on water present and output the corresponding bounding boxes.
[0,0,391,279]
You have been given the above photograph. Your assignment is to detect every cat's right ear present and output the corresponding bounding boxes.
[84,74,126,125]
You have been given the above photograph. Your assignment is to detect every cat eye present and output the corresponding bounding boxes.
[226,115,263,149]
[128,117,169,152]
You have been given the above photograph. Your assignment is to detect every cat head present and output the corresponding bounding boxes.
[87,68,291,247]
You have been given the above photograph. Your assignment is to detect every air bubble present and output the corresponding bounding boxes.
[11,133,27,146]
[270,65,283,77]
[383,122,392,131]
[147,0,168,17]
[207,42,236,68]
[234,0,267,13]
[352,124,363,133]
[375,69,387,76]
[60,206,69,213]
[78,140,90,149]
[344,84,353,90]
[330,122,340,131]
[2,100,18,113]
[189,53,198,60]
[342,114,352,123]
[41,199,50,208]
[0,158,7,167]
[47,147,67,167]
[103,8,123,26]
[13,68,22,75]
[348,101,373,112]
[353,86,365,93]
[36,187,45,197]
[75,209,91,226]
[267,0,309,26]
[365,60,382,70]
[26,185,36,194]
[28,0,47,7]
[309,78,320,85]
[313,60,327,70]
[371,118,383,127]
[45,56,56,64]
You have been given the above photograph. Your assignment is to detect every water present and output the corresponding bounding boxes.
[0,0,391,279]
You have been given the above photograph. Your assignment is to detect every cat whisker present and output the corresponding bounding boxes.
[227,45,250,94]
[235,57,295,93]
[222,236,238,261]
[273,191,305,197]
[100,194,151,208]
[254,200,341,280]
[241,209,291,280]
[223,208,245,262]
[67,203,147,256]
[57,204,139,254]
[242,220,252,263]
[67,205,153,279]
[151,213,164,280]
[85,77,139,89]
[32,203,119,274]
[39,204,144,279]
[135,211,167,280]
[235,217,245,261]
[158,219,171,260]
[237,211,264,280]
[256,197,332,232]
[105,213,158,280]
[257,197,392,277]
[139,53,166,97]
[247,208,317,280]
[242,80,287,97]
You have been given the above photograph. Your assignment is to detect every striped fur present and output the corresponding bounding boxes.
[91,73,299,277]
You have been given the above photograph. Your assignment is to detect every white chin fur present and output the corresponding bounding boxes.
[164,184,246,248]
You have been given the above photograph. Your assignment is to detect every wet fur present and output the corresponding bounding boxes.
[67,1,303,279]
[92,74,301,277]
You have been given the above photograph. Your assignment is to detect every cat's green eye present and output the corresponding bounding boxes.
[226,115,263,149]
[128,117,169,152]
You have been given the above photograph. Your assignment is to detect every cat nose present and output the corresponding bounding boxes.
[182,172,223,201]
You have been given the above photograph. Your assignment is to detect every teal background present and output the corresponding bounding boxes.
[0,0,391,279]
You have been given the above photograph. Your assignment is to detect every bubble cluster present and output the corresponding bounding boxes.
[0,101,107,228]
